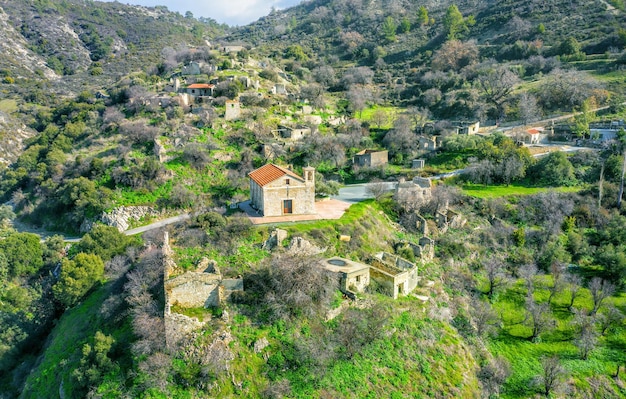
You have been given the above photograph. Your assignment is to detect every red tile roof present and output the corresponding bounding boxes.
[527,129,541,135]
[248,164,303,187]
[187,83,214,89]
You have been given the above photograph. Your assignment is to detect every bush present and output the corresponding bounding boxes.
[53,253,105,307]
[244,254,338,321]
[74,224,133,261]
[0,232,43,277]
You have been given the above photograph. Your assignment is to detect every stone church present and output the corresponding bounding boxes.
[248,164,315,217]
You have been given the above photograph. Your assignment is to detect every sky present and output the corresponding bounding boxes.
[100,0,301,26]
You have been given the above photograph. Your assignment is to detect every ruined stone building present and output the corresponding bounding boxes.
[322,253,420,300]
[224,100,241,120]
[352,149,389,168]
[248,164,315,217]
[278,125,311,141]
[395,177,433,205]
[369,252,420,299]
[323,257,371,298]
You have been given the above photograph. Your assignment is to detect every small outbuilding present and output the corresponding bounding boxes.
[353,149,389,168]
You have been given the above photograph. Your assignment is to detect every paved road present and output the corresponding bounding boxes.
[332,182,398,203]
[124,213,192,235]
[12,211,193,243]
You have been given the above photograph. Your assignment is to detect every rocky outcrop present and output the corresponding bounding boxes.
[0,111,38,165]
[165,312,205,350]
[100,206,164,232]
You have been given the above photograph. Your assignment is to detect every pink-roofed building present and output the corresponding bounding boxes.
[185,83,215,97]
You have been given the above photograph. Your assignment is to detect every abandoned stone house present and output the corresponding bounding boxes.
[352,149,389,168]
[220,45,245,53]
[412,159,425,169]
[323,257,371,298]
[278,125,311,140]
[370,252,420,299]
[322,253,419,300]
[455,121,480,135]
[224,100,241,120]
[272,84,287,95]
[418,135,439,151]
[181,62,201,75]
[248,164,316,217]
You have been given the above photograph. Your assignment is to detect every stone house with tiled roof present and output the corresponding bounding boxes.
[185,83,214,97]
[248,164,315,217]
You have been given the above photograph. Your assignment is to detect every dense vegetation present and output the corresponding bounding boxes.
[0,0,625,397]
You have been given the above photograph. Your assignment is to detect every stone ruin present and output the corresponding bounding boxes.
[395,177,433,206]
[162,233,243,348]
[369,252,420,299]
[262,228,327,256]
[262,228,288,250]
[436,203,467,233]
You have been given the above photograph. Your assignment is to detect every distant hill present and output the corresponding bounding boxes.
[226,0,625,77]
[0,0,227,164]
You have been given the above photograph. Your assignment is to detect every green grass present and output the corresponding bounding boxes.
[21,283,133,399]
[461,183,584,198]
[488,277,626,399]
[0,99,18,113]
[356,106,401,129]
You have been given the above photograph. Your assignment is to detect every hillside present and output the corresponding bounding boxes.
[0,0,226,165]
[0,0,625,398]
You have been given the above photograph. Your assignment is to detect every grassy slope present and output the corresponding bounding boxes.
[20,284,132,399]
[491,278,626,398]
[461,183,585,198]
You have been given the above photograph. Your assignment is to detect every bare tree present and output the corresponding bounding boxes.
[565,273,583,311]
[476,66,520,122]
[575,324,599,361]
[502,157,525,186]
[588,278,615,316]
[505,16,531,40]
[519,263,538,297]
[597,305,624,335]
[470,297,500,337]
[346,85,372,117]
[537,355,565,397]
[312,65,336,89]
[382,115,419,160]
[526,296,554,341]
[245,254,338,321]
[371,109,390,128]
[478,356,511,398]
[466,159,494,185]
[547,262,565,306]
[366,180,391,201]
[483,257,508,302]
[572,309,599,360]
[518,92,542,124]
[432,40,479,71]
[407,106,431,132]
[300,83,326,109]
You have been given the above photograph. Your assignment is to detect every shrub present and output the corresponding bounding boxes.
[53,253,105,307]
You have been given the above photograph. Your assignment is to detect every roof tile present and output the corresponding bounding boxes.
[249,164,303,187]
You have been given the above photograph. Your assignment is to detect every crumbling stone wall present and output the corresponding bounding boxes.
[166,272,222,308]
